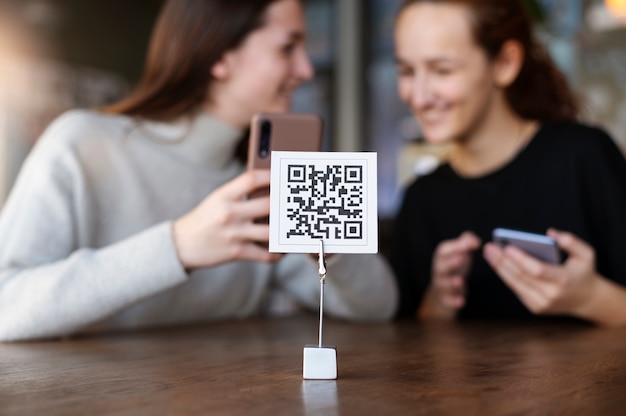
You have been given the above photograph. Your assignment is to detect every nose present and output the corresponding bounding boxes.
[294,48,315,82]
[408,73,432,110]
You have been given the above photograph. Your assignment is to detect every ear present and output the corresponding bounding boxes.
[493,40,524,88]
[211,53,232,80]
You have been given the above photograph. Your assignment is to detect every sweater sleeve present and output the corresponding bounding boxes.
[0,115,188,341]
[273,252,398,322]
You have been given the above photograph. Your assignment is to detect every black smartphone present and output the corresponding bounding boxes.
[493,228,561,264]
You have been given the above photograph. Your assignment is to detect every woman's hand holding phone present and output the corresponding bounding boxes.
[172,170,282,271]
[483,228,600,317]
[419,231,482,320]
[173,111,324,270]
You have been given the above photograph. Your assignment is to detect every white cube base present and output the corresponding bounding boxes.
[303,345,337,380]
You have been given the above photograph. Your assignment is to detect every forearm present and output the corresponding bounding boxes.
[0,223,187,342]
[324,254,398,322]
[275,253,398,322]
[575,275,626,327]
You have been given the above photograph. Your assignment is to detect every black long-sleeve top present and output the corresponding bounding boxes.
[391,121,626,320]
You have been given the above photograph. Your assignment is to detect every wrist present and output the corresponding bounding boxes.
[571,273,600,320]
[571,274,626,327]
[418,285,457,321]
[172,218,193,271]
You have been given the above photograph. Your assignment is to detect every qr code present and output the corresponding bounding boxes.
[270,151,377,254]
[285,164,364,240]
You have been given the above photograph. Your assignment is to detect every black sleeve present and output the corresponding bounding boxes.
[389,184,434,318]
[578,129,626,285]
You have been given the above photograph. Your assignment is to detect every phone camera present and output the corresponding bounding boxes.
[259,120,271,159]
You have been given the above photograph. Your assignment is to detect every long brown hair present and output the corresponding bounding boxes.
[105,0,281,121]
[398,0,580,121]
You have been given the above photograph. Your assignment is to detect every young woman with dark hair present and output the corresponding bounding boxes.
[0,0,398,341]
[391,0,626,325]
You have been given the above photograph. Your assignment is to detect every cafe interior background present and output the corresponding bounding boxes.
[1,0,625,252]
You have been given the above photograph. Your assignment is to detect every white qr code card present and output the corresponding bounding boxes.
[269,151,377,254]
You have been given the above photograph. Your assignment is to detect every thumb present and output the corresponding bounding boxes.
[547,228,593,262]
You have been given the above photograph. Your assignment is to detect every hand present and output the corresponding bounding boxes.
[172,170,282,270]
[483,228,598,317]
[419,231,482,320]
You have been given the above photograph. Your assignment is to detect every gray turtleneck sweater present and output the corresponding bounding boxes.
[0,110,398,341]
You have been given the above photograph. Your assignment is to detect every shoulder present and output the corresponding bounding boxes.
[537,120,626,178]
[538,121,618,156]
[40,109,132,149]
[31,109,134,164]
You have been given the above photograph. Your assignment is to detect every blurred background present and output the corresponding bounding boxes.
[1,0,626,223]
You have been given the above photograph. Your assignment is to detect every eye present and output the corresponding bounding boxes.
[281,42,297,56]
[434,66,454,76]
[396,65,414,78]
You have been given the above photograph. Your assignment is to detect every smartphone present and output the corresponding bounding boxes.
[246,113,323,221]
[492,228,561,264]
[247,112,322,169]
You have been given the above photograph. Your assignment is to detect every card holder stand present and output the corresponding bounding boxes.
[303,240,337,380]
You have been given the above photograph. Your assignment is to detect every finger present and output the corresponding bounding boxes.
[433,253,466,276]
[216,170,272,201]
[449,275,466,298]
[230,223,271,243]
[486,244,525,282]
[436,236,476,261]
[433,273,463,290]
[235,243,282,263]
[547,228,594,263]
[484,243,538,289]
[484,243,546,304]
[503,243,560,282]
[433,233,481,278]
[441,276,466,307]
[459,231,482,250]
[435,239,463,258]
[230,196,271,222]
[441,292,466,309]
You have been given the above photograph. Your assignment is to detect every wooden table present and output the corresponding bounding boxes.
[1,315,625,415]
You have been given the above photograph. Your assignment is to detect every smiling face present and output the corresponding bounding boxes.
[209,0,313,128]
[395,2,502,145]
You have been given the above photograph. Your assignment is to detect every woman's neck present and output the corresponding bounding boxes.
[448,104,539,178]
[202,99,249,131]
